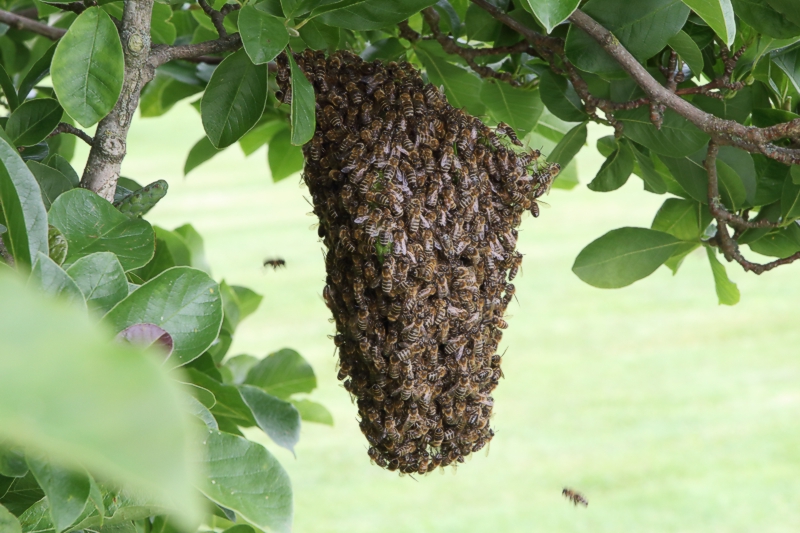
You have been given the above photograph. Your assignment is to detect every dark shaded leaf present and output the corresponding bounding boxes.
[731,0,800,38]
[523,0,580,33]
[587,139,633,192]
[316,0,438,30]
[6,99,62,147]
[30,252,87,311]
[615,106,709,156]
[25,456,90,533]
[537,70,585,122]
[185,136,223,176]
[26,161,72,211]
[0,138,49,270]
[414,41,485,116]
[480,81,543,136]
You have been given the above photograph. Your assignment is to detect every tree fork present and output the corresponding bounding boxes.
[80,0,155,201]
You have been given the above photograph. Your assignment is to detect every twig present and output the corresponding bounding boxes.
[0,9,66,40]
[48,122,94,146]
[705,142,800,273]
[197,0,228,38]
[148,34,242,69]
[420,8,523,86]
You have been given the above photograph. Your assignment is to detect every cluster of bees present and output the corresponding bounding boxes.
[276,50,558,474]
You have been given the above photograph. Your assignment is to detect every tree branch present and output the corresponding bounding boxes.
[0,9,66,40]
[705,142,800,273]
[80,0,155,200]
[148,34,242,69]
[48,122,94,146]
[196,0,228,38]
[420,7,523,86]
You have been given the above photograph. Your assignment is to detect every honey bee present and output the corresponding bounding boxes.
[381,261,394,294]
[346,81,362,104]
[324,105,342,128]
[495,122,522,146]
[262,258,286,269]
[562,488,588,507]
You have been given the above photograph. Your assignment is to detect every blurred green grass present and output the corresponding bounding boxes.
[79,104,800,533]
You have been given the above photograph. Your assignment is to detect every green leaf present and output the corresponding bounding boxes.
[780,173,800,220]
[666,30,705,76]
[751,107,799,127]
[268,128,304,182]
[630,144,668,193]
[547,122,587,169]
[202,49,268,149]
[694,86,753,123]
[187,369,256,426]
[480,82,543,136]
[103,266,223,367]
[0,504,21,533]
[0,64,19,111]
[316,0,438,30]
[770,45,800,94]
[0,137,49,270]
[240,120,286,156]
[48,225,68,266]
[239,6,289,65]
[465,2,505,42]
[198,430,292,533]
[65,252,128,314]
[298,17,341,51]
[27,161,72,211]
[0,472,44,516]
[223,354,260,385]
[705,247,740,305]
[30,251,87,311]
[0,275,200,524]
[244,348,317,398]
[616,107,709,156]
[664,242,700,274]
[414,41,485,116]
[6,99,62,147]
[151,3,176,45]
[565,0,690,76]
[731,0,800,39]
[681,0,735,46]
[0,444,28,477]
[747,223,800,257]
[523,0,580,33]
[140,73,204,118]
[766,0,800,27]
[48,189,155,271]
[239,385,301,454]
[537,70,585,122]
[360,37,406,61]
[46,155,80,187]
[287,52,316,146]
[51,8,124,128]
[290,399,333,425]
[25,456,90,533]
[282,0,313,17]
[572,227,683,288]
[220,281,263,333]
[184,136,223,176]
[588,139,634,192]
[651,198,711,240]
[173,223,212,274]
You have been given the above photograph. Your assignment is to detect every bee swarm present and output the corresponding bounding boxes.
[276,50,557,474]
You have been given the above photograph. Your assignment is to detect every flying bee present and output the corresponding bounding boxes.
[562,488,588,507]
[263,258,286,269]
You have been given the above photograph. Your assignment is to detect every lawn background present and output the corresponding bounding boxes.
[77,104,800,533]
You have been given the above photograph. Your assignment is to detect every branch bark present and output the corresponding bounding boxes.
[80,0,155,200]
[48,122,94,146]
[0,9,66,40]
[148,34,242,69]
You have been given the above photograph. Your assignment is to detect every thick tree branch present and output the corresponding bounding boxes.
[705,143,800,273]
[148,34,242,69]
[0,9,66,40]
[80,0,155,200]
[48,122,94,146]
